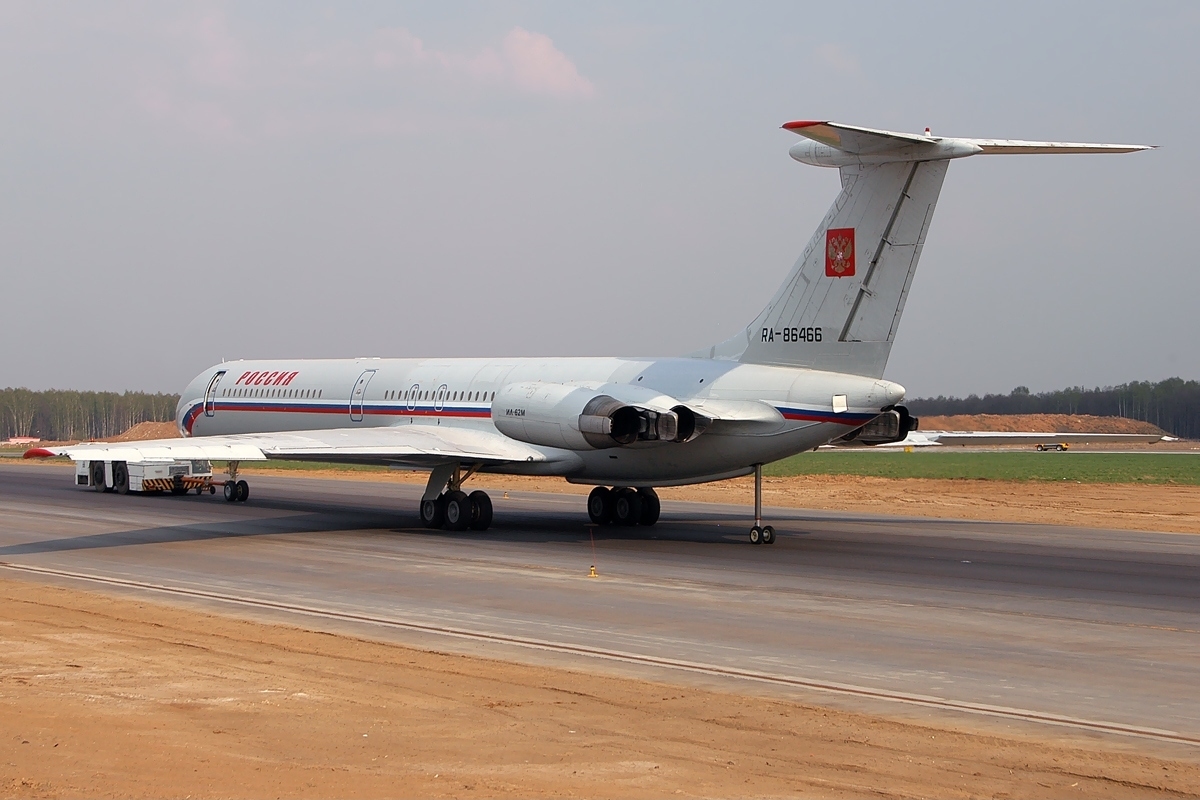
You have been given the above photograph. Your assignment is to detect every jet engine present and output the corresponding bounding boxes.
[492,382,706,451]
[838,405,918,446]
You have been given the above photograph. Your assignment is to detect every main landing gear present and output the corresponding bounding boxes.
[586,486,660,527]
[420,463,493,531]
[222,461,250,503]
[748,463,775,545]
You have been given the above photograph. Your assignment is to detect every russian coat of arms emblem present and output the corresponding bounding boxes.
[825,228,855,277]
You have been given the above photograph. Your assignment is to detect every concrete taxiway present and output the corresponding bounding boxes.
[1,463,1198,748]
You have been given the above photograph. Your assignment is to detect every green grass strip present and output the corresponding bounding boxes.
[764,451,1200,484]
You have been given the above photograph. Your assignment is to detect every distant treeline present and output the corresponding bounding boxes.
[908,378,1200,439]
[0,388,180,442]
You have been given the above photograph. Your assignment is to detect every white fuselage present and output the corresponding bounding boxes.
[177,356,903,486]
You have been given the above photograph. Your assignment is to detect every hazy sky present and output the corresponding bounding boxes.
[1,2,1195,397]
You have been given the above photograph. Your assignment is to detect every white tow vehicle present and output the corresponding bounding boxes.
[75,458,239,498]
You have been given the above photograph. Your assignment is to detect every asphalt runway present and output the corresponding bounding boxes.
[2,463,1198,749]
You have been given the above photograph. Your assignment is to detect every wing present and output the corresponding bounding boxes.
[25,425,557,468]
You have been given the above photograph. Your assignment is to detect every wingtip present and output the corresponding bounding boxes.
[782,120,826,131]
[23,447,56,459]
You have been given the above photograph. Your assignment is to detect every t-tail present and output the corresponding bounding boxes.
[699,121,1152,378]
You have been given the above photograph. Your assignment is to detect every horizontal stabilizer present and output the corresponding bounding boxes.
[783,120,1153,166]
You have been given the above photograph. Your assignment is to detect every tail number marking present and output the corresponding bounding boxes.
[762,327,822,343]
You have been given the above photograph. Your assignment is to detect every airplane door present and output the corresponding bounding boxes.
[203,370,226,418]
[349,370,376,422]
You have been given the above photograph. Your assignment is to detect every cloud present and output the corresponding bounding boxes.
[496,27,594,97]
[812,43,860,76]
[368,25,594,98]
[185,11,244,89]
[0,8,596,145]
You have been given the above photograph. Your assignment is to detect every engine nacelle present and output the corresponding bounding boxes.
[839,405,918,446]
[492,382,703,451]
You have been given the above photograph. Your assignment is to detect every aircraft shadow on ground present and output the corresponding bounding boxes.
[0,497,753,556]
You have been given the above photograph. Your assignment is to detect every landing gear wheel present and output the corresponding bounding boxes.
[761,525,775,545]
[91,462,107,492]
[612,488,643,527]
[587,487,613,525]
[420,495,446,529]
[235,480,249,502]
[113,462,129,495]
[224,482,238,502]
[749,526,763,545]
[468,490,493,531]
[637,488,660,526]
[444,490,472,531]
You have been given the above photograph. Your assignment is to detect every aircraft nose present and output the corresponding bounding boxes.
[875,380,906,406]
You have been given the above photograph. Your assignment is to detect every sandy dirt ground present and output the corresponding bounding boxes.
[918,414,1166,435]
[1,578,1197,799]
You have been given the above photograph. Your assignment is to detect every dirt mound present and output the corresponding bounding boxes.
[105,421,181,442]
[919,413,1166,435]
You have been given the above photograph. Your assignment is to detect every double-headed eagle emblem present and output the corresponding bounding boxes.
[825,227,856,277]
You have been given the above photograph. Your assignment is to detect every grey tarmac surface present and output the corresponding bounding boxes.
[1,463,1198,751]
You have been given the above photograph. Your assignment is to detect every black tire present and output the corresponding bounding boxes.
[236,480,249,502]
[91,462,107,492]
[469,490,493,531]
[444,490,471,531]
[761,525,776,545]
[420,495,446,528]
[113,462,129,495]
[224,482,238,502]
[749,526,762,545]
[612,488,643,527]
[171,476,187,496]
[637,488,660,526]
[587,487,612,525]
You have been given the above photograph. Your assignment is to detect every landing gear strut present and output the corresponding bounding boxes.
[748,463,775,545]
[420,463,492,531]
[587,486,659,527]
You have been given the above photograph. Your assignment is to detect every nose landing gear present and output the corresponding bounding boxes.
[748,464,776,545]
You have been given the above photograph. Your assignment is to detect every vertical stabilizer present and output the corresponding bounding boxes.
[697,120,1152,378]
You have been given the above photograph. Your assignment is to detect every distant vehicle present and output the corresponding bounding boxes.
[27,121,1151,543]
[1036,443,1069,452]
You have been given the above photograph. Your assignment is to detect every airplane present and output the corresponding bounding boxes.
[828,430,1171,449]
[26,121,1151,544]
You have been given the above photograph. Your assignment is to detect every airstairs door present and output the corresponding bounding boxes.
[349,370,376,422]
[203,371,226,418]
